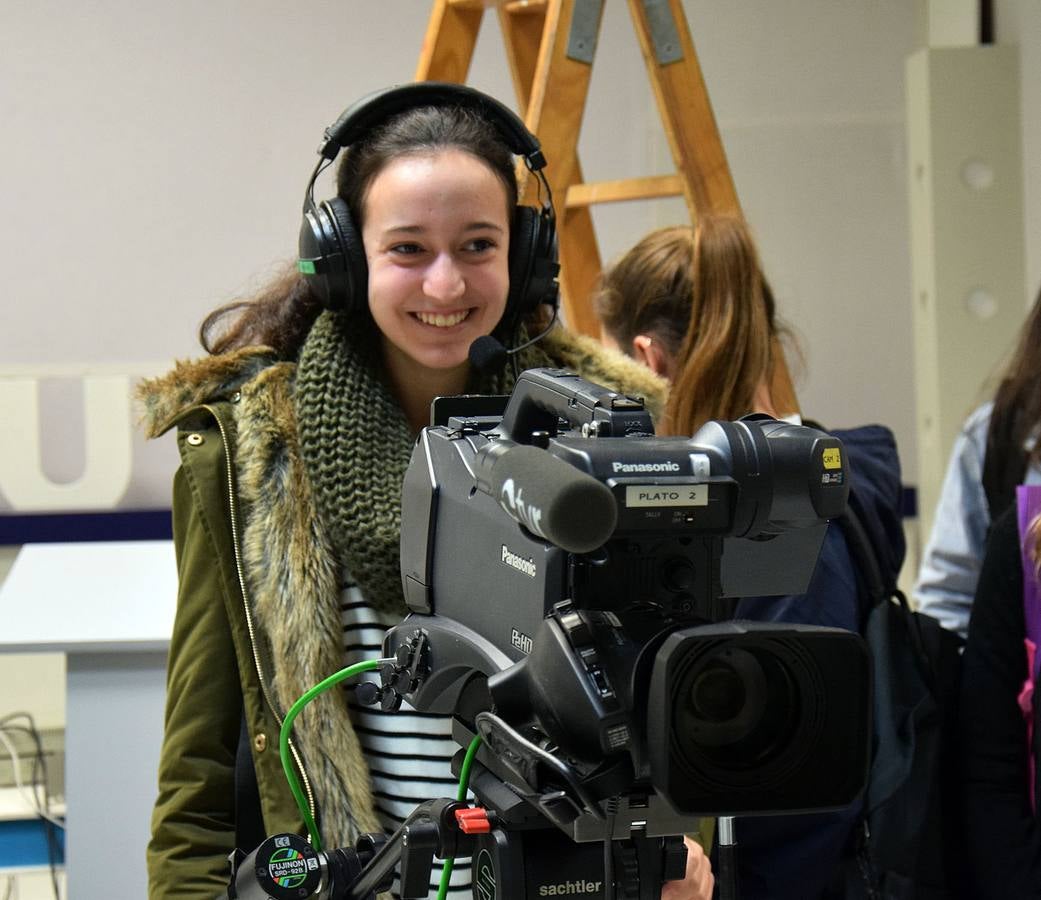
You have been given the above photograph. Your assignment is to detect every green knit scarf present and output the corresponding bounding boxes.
[295,309,554,616]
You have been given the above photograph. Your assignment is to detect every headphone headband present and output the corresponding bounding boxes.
[321,82,546,172]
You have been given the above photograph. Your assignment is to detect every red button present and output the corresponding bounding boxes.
[454,807,491,834]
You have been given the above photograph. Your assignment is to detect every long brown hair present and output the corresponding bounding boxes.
[595,217,778,435]
[983,284,1041,518]
[199,104,520,358]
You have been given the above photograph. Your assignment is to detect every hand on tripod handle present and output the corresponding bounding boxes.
[660,836,714,900]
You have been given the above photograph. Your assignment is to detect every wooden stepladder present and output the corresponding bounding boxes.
[416,0,798,415]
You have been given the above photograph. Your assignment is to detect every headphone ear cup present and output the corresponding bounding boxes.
[321,198,369,312]
[506,205,538,320]
[507,204,559,324]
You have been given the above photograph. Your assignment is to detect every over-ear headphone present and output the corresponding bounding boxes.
[298,82,559,330]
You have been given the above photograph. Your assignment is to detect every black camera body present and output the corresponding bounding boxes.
[387,368,871,835]
[223,369,873,900]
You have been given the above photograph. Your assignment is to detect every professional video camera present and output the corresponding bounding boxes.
[225,368,871,900]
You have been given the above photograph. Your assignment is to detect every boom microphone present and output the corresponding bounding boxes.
[476,443,617,553]
[469,335,509,373]
[468,307,562,374]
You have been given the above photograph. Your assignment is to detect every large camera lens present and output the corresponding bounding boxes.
[675,646,799,765]
[647,623,863,814]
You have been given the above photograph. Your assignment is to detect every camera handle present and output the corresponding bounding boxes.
[496,368,654,443]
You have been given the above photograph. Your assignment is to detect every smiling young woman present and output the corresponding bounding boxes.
[137,84,672,900]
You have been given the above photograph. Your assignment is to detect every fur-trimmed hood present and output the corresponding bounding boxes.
[138,346,282,438]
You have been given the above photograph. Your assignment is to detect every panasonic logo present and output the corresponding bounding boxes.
[502,544,537,578]
[611,460,682,473]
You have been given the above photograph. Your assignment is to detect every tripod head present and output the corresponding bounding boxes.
[223,791,687,900]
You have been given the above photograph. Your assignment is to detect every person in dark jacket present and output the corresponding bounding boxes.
[594,218,906,899]
[959,503,1041,897]
[727,422,904,900]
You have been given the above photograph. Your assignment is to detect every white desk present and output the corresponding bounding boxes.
[0,541,176,899]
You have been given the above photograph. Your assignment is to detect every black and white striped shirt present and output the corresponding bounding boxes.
[340,577,472,898]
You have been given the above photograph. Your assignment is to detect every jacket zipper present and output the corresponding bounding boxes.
[201,403,317,825]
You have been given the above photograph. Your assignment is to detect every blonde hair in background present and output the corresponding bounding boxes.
[595,216,781,436]
[594,224,697,363]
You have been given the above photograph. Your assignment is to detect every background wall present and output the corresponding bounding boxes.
[0,1,931,509]
[5,2,1039,504]
[1,0,1040,855]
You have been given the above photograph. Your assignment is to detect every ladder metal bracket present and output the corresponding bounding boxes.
[642,0,683,65]
[566,0,603,64]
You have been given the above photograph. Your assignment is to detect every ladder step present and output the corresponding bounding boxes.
[447,0,546,10]
[565,174,684,208]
